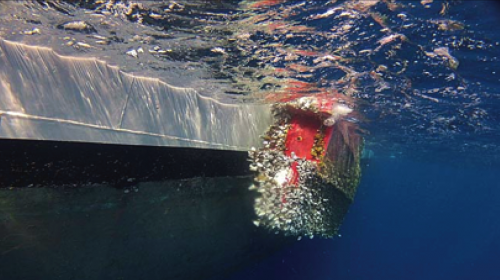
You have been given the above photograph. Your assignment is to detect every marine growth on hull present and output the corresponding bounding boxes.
[249,95,362,240]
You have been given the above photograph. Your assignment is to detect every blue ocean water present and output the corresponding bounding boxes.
[225,156,500,280]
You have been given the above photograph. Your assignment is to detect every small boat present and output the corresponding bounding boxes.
[0,1,362,278]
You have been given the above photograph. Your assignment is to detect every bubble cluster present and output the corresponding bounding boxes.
[249,137,338,239]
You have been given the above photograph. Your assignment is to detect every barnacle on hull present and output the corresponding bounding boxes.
[249,94,362,239]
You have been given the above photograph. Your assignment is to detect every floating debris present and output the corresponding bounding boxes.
[211,47,226,55]
[22,28,41,35]
[425,47,459,70]
[375,33,407,51]
[126,48,139,58]
[430,19,465,31]
[57,21,96,33]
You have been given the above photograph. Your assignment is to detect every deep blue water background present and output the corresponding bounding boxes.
[225,156,500,280]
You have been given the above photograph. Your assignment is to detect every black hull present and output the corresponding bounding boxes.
[0,140,292,280]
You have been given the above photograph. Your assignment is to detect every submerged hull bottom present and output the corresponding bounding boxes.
[0,140,292,280]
